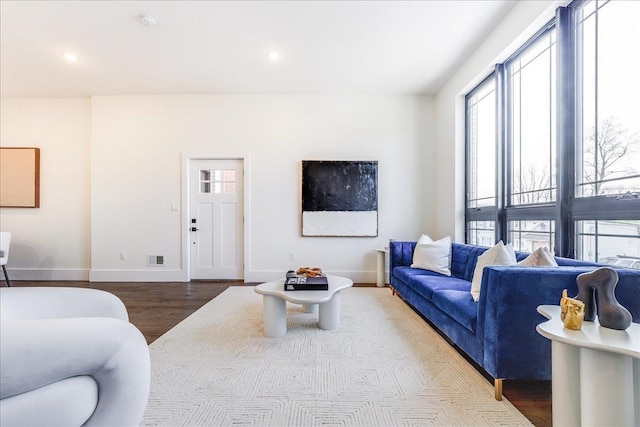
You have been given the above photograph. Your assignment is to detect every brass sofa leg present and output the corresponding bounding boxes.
[494,378,503,401]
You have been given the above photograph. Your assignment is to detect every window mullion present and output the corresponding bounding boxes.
[555,6,576,258]
[495,63,508,243]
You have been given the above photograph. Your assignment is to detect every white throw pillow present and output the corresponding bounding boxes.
[411,236,452,276]
[416,234,433,245]
[517,247,558,267]
[504,242,517,265]
[470,241,516,302]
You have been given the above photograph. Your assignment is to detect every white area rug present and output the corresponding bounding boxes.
[142,287,532,426]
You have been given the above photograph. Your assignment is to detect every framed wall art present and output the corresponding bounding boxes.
[301,160,378,237]
[0,147,40,208]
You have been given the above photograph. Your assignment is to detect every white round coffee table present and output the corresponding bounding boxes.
[254,275,353,337]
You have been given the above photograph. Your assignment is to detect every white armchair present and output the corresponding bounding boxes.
[0,287,150,427]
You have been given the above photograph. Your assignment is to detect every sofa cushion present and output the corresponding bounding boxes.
[404,272,471,302]
[393,266,443,282]
[431,289,478,333]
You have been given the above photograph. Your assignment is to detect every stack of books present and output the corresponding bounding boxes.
[284,275,328,291]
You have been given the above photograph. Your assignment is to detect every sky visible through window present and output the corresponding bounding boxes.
[467,80,496,208]
[579,0,640,196]
[510,29,556,205]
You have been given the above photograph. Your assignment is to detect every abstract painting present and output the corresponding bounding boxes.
[0,147,40,208]
[301,160,378,236]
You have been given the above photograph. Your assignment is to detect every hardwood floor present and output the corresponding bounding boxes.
[4,281,551,426]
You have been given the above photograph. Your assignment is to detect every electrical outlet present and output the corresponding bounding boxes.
[120,251,126,260]
[289,252,295,261]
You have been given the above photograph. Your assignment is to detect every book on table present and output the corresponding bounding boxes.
[284,276,328,291]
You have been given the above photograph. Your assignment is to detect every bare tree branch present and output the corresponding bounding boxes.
[513,165,552,204]
[583,117,639,195]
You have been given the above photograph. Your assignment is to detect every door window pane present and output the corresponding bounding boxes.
[201,168,238,194]
[224,182,236,194]
[200,169,212,193]
[220,169,236,194]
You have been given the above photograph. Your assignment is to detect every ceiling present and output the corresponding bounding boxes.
[0,1,516,98]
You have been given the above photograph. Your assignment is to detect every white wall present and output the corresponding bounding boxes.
[432,0,564,242]
[0,98,91,280]
[89,95,434,282]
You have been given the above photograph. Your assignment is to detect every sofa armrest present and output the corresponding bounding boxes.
[0,287,128,322]
[478,265,640,380]
[389,241,416,273]
[477,266,597,380]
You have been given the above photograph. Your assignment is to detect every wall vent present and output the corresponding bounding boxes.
[147,255,165,267]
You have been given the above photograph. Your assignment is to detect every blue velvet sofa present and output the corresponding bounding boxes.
[389,241,640,399]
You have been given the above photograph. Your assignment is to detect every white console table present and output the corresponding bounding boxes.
[536,305,640,427]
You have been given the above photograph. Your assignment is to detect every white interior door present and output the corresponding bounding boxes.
[190,159,244,280]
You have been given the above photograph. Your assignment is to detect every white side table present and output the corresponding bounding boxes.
[373,248,388,287]
[536,305,640,427]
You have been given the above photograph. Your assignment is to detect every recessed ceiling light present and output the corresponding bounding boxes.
[140,15,157,27]
[63,53,79,63]
[267,51,280,62]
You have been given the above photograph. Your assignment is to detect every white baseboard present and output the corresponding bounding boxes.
[4,268,377,284]
[4,268,90,281]
[89,269,188,282]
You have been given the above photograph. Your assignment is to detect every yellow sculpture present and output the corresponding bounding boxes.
[560,289,585,330]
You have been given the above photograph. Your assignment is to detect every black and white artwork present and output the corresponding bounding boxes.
[301,160,378,237]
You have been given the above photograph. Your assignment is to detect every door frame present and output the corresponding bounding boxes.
[182,153,251,282]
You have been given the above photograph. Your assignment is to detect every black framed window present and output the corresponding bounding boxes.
[508,28,556,206]
[505,25,557,253]
[465,76,497,245]
[573,0,640,263]
[464,0,640,265]
[467,77,497,209]
[467,220,496,247]
[576,0,640,198]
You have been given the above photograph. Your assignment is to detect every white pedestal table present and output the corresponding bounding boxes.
[254,275,353,338]
[536,305,640,427]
